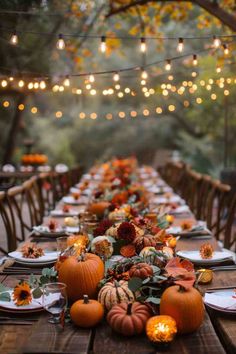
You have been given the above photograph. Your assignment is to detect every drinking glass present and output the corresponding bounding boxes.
[43,282,67,324]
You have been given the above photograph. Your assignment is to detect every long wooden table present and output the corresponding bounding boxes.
[0,174,235,354]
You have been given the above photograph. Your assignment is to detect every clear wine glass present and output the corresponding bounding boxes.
[42,282,67,324]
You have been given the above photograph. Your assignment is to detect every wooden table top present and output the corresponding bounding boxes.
[0,176,235,354]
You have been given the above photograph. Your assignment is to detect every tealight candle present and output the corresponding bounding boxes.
[197,268,213,284]
[146,315,177,348]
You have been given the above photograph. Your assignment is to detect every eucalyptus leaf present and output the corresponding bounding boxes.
[0,283,10,293]
[142,277,150,284]
[128,277,143,292]
[145,297,161,305]
[32,287,43,299]
[0,291,11,302]
[151,266,161,274]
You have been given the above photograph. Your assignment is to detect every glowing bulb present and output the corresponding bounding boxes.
[177,38,184,52]
[216,66,221,73]
[18,80,24,88]
[89,74,95,83]
[34,82,39,89]
[9,77,14,81]
[3,101,10,107]
[213,35,221,48]
[63,76,70,87]
[18,104,24,111]
[56,34,65,50]
[193,54,198,66]
[10,32,18,45]
[55,111,62,118]
[28,82,33,89]
[1,80,8,87]
[156,107,162,114]
[140,37,147,53]
[100,36,106,53]
[130,111,137,117]
[223,44,229,55]
[31,107,38,114]
[141,70,148,79]
[165,60,171,71]
[40,81,46,89]
[113,72,120,82]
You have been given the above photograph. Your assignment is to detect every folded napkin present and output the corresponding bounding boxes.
[170,205,190,214]
[205,292,236,311]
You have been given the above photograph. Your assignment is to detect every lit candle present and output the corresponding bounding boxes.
[146,315,177,347]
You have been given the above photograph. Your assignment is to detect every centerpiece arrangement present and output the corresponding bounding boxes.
[0,157,207,347]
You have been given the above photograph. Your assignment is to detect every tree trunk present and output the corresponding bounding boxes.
[2,93,26,164]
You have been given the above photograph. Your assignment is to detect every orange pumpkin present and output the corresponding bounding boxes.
[88,201,110,218]
[98,280,134,311]
[129,263,153,279]
[107,302,151,336]
[134,235,156,253]
[70,295,104,328]
[160,285,204,334]
[58,253,104,302]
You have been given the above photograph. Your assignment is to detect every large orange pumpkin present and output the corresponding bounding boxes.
[58,253,104,302]
[88,201,110,218]
[160,285,204,334]
[107,302,151,336]
[98,280,134,311]
[70,295,104,328]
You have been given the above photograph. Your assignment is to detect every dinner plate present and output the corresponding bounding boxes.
[176,250,234,264]
[204,289,236,314]
[62,196,88,205]
[0,291,58,313]
[8,251,58,265]
[50,209,79,217]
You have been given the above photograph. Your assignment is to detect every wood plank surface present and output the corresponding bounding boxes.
[22,315,92,354]
[92,313,226,354]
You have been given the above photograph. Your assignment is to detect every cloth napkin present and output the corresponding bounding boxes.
[205,292,236,311]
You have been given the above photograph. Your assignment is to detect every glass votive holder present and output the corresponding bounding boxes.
[146,315,177,349]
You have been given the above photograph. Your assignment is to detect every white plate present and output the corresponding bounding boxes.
[0,291,59,313]
[50,209,79,217]
[177,250,234,264]
[62,196,88,205]
[8,251,58,264]
[204,289,236,314]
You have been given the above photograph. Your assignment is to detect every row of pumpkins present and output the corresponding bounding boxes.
[58,252,204,337]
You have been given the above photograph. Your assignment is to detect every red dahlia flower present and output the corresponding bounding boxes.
[117,222,136,242]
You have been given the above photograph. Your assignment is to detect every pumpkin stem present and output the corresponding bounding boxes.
[83,295,89,304]
[126,303,133,315]
[78,252,86,262]
[178,285,186,293]
[114,280,120,288]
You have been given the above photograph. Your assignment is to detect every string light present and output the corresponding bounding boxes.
[34,82,39,89]
[28,82,33,89]
[1,80,8,87]
[165,60,171,71]
[177,38,184,52]
[90,112,97,119]
[31,107,38,114]
[223,43,229,55]
[63,76,70,86]
[56,34,65,50]
[79,112,86,119]
[10,31,18,45]
[39,80,46,89]
[119,111,125,118]
[106,113,113,120]
[18,104,25,111]
[193,54,198,66]
[55,111,62,118]
[141,69,148,79]
[9,77,14,81]
[156,107,162,114]
[168,104,175,112]
[3,101,10,107]
[113,72,120,82]
[100,36,106,53]
[140,37,147,53]
[213,35,221,48]
[89,74,95,83]
[130,111,137,117]
[18,80,25,88]
[216,66,222,73]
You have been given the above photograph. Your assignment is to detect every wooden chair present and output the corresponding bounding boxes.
[22,177,44,227]
[0,191,17,253]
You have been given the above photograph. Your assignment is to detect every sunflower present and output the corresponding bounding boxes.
[13,282,32,306]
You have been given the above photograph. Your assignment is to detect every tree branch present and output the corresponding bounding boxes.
[106,0,236,32]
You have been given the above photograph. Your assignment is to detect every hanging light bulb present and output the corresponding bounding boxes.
[165,60,171,71]
[223,43,229,55]
[18,80,25,88]
[100,36,106,53]
[113,72,120,82]
[63,76,70,87]
[40,80,46,89]
[141,69,148,80]
[56,34,65,50]
[10,31,18,45]
[213,35,221,48]
[177,38,184,52]
[89,74,95,83]
[193,54,198,66]
[216,66,222,73]
[140,37,147,53]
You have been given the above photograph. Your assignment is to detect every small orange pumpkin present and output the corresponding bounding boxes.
[134,235,156,253]
[107,302,151,336]
[129,263,153,279]
[98,280,134,311]
[70,295,104,328]
[160,285,204,334]
[58,253,104,302]
[88,201,110,218]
